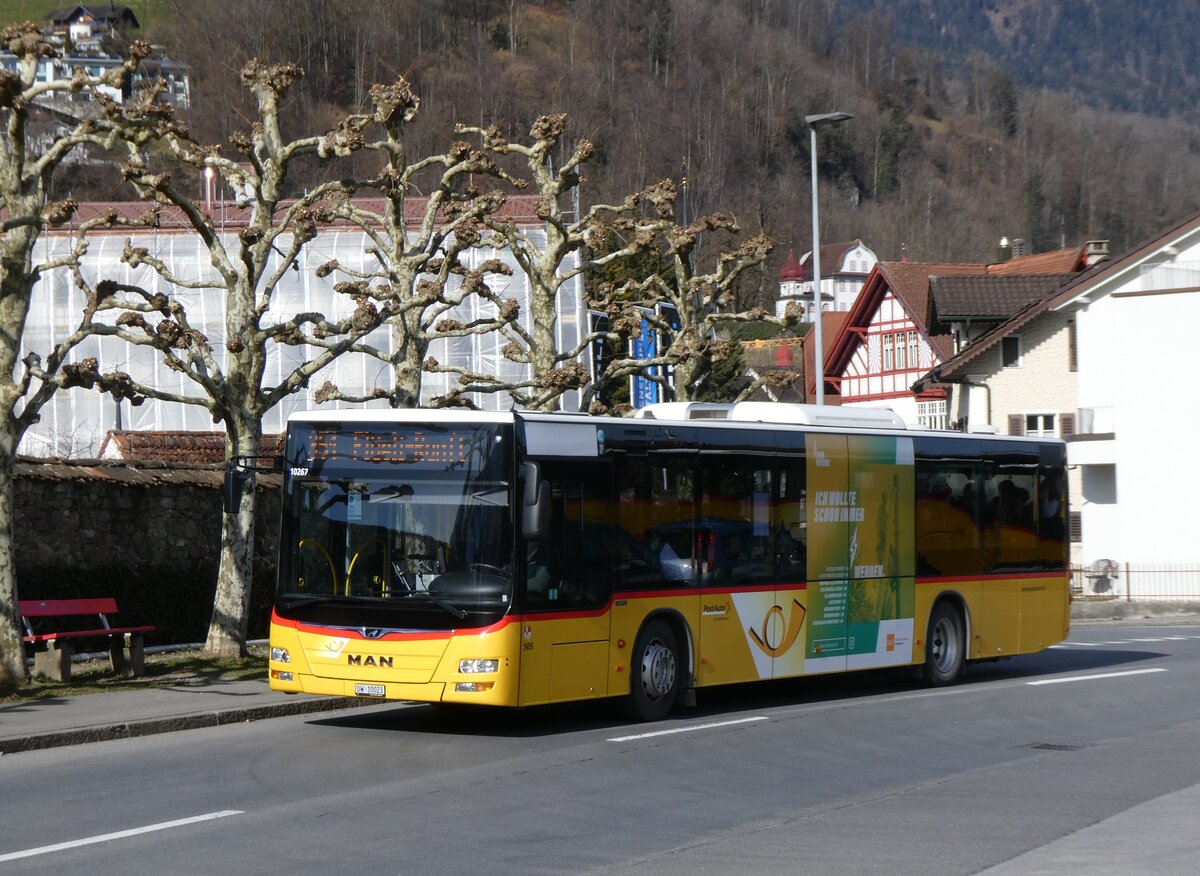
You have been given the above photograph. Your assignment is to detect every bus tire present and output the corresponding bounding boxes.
[625,619,680,722]
[923,601,965,686]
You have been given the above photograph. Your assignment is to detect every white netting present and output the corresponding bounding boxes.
[17,225,585,458]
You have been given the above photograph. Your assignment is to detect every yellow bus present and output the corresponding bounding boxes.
[267,402,1070,721]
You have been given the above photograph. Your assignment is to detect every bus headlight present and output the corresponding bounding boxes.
[271,647,291,664]
[459,658,499,674]
[455,682,495,692]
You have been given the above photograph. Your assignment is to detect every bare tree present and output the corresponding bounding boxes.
[309,78,520,410]
[453,114,648,410]
[77,61,398,658]
[587,179,797,407]
[0,24,167,689]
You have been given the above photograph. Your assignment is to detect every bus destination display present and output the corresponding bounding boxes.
[305,426,473,466]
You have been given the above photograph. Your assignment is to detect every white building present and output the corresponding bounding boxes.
[18,197,586,458]
[776,240,876,320]
[915,217,1200,591]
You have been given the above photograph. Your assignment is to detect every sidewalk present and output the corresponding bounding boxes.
[0,677,368,755]
[3,601,1199,756]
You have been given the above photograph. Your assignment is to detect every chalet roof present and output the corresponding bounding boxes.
[58,194,551,234]
[912,229,1189,389]
[930,274,1070,322]
[45,5,139,28]
[98,431,282,465]
[796,240,868,281]
[986,246,1087,275]
[878,261,988,329]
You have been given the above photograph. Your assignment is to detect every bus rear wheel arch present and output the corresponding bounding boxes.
[923,600,966,686]
[624,618,683,721]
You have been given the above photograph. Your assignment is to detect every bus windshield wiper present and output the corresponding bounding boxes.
[424,590,467,620]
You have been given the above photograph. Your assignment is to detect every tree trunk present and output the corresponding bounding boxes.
[204,416,262,657]
[390,310,425,408]
[0,441,24,690]
[527,269,560,410]
[0,226,36,689]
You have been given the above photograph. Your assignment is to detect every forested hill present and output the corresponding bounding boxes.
[16,0,1200,304]
[840,0,1200,116]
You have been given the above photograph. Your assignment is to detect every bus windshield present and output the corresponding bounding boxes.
[277,422,513,623]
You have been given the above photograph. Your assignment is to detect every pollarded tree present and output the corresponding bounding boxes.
[78,61,401,658]
[0,24,167,690]
[586,179,799,407]
[307,78,521,410]
[452,114,651,410]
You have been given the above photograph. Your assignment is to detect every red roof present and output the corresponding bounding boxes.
[779,249,804,281]
[98,431,282,465]
[987,246,1087,275]
[61,194,550,235]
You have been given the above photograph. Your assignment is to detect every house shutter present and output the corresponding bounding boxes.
[1069,511,1082,543]
[1060,413,1076,438]
[1008,414,1024,436]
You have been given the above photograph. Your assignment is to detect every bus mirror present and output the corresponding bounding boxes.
[522,462,550,540]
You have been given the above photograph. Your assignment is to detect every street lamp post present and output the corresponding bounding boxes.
[806,111,854,405]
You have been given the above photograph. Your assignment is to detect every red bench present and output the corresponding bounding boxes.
[19,598,156,682]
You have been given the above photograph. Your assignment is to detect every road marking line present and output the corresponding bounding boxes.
[608,716,769,742]
[1027,668,1167,686]
[0,810,244,863]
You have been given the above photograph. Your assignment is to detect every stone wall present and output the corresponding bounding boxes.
[15,459,282,644]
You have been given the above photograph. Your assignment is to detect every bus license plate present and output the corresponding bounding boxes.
[355,683,385,698]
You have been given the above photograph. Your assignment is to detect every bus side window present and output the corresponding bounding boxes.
[525,460,616,609]
[619,455,696,586]
[776,457,807,580]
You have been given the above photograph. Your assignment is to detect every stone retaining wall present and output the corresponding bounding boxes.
[14,459,282,643]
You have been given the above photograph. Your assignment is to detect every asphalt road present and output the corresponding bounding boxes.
[4,621,1200,875]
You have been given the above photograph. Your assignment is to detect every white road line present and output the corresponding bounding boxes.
[0,810,243,863]
[608,716,769,742]
[1027,668,1167,686]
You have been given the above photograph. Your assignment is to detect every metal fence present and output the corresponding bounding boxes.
[1071,563,1200,601]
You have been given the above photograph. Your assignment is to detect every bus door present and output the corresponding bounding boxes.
[697,446,780,686]
[517,454,615,706]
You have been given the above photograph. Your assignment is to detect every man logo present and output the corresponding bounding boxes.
[747,599,807,658]
[348,654,394,668]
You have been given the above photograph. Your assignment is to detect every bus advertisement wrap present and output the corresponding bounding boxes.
[805,433,915,673]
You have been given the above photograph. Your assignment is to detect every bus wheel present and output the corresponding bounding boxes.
[923,602,965,686]
[625,619,680,722]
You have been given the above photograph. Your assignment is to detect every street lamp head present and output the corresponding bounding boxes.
[805,111,855,128]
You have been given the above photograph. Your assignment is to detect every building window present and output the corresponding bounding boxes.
[907,331,918,370]
[1001,336,1021,368]
[1068,320,1077,372]
[894,332,906,369]
[1025,413,1057,436]
[882,333,894,371]
[917,400,948,430]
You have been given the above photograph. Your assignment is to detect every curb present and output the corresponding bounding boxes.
[0,695,370,756]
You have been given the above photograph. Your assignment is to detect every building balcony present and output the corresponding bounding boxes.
[1066,405,1116,465]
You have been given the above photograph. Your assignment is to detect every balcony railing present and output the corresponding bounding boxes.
[1075,405,1116,436]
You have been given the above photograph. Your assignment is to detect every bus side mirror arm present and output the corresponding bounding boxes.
[522,461,550,541]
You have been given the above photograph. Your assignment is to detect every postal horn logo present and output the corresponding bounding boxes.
[748,599,807,658]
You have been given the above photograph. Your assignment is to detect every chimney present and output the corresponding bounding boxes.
[1084,240,1110,267]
